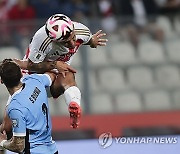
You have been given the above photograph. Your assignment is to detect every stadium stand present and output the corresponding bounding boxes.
[138,40,165,65]
[74,69,83,91]
[1,0,180,140]
[155,65,180,89]
[98,68,128,92]
[111,42,137,66]
[127,66,155,90]
[172,90,180,109]
[143,90,171,111]
[156,16,175,39]
[115,92,142,112]
[88,47,108,67]
[70,51,82,68]
[90,93,113,114]
[174,16,180,34]
[88,71,101,93]
[166,39,180,63]
[0,46,21,61]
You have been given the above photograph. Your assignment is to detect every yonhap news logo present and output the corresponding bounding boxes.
[98,132,178,149]
[98,132,113,148]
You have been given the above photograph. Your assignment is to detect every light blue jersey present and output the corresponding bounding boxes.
[7,74,58,154]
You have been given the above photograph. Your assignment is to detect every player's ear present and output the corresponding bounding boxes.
[0,79,3,84]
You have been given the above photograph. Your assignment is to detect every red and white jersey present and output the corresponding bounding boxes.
[24,21,92,65]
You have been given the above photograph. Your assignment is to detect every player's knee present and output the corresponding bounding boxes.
[60,72,76,88]
[50,72,76,98]
[50,85,65,98]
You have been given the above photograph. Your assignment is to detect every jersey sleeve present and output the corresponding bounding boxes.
[8,107,26,137]
[22,74,52,88]
[33,74,52,87]
[28,26,50,63]
[74,22,92,44]
[28,49,46,63]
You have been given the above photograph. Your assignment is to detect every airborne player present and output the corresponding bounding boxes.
[0,14,108,132]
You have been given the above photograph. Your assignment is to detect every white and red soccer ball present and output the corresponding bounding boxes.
[45,14,74,41]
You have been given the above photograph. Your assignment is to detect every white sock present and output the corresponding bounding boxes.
[64,86,81,106]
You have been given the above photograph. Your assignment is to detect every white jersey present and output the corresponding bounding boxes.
[24,21,92,65]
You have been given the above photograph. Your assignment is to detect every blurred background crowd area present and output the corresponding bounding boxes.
[1,0,180,139]
[0,0,180,51]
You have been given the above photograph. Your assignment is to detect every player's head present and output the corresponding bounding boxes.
[45,14,76,48]
[0,59,22,88]
[45,14,74,42]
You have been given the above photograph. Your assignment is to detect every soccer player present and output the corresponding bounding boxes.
[14,13,108,128]
[0,59,58,153]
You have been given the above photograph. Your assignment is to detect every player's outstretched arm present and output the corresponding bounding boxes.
[87,30,108,48]
[13,59,28,70]
[27,59,76,74]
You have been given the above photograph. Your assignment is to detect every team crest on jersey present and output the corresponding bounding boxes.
[12,119,19,128]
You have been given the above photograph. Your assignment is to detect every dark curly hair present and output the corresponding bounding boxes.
[0,59,22,88]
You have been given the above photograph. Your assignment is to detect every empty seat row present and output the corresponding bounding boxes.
[86,39,180,67]
[89,90,176,114]
[87,66,180,93]
[0,80,177,116]
[88,41,167,66]
[1,89,176,116]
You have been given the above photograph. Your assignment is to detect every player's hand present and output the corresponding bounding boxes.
[0,131,7,150]
[90,30,108,48]
[56,61,76,74]
[68,102,81,129]
[0,131,7,143]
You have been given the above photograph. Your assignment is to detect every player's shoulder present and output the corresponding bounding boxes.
[22,74,50,85]
[73,21,92,42]
[7,99,22,112]
[29,25,52,54]
[33,25,47,39]
[30,25,51,46]
[73,21,90,31]
[22,74,42,81]
[7,99,28,118]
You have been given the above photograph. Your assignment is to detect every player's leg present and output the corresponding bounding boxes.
[50,77,65,99]
[50,72,81,128]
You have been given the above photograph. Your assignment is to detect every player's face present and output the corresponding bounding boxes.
[60,30,76,49]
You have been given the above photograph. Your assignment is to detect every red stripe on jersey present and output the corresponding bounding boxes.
[25,47,30,59]
[57,39,83,62]
[69,39,83,53]
[76,39,83,47]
